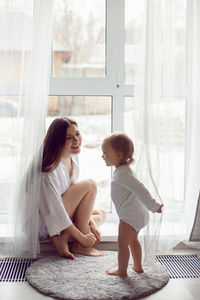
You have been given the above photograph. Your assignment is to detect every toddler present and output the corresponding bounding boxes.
[101,132,163,277]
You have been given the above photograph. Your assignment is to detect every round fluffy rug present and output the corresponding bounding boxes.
[26,251,169,300]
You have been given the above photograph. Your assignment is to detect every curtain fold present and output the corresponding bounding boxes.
[190,192,200,241]
[132,0,187,254]
[185,0,200,243]
[133,0,200,252]
[0,0,53,257]
[1,0,199,259]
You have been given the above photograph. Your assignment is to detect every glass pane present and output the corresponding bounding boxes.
[0,96,20,212]
[124,97,185,210]
[0,1,33,84]
[125,0,187,85]
[52,0,106,78]
[47,96,112,212]
[125,0,145,85]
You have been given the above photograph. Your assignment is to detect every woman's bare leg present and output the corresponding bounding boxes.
[49,180,95,258]
[49,230,74,259]
[91,209,107,227]
[62,179,105,256]
[49,180,106,257]
[71,180,97,234]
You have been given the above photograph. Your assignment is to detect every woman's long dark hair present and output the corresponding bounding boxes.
[42,117,77,172]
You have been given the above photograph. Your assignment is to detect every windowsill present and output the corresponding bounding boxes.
[98,221,118,242]
[0,221,119,243]
[0,223,13,241]
[0,211,196,246]
[1,220,200,256]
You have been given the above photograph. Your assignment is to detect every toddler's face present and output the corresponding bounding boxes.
[101,141,122,167]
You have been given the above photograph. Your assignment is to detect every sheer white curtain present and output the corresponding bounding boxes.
[0,0,53,257]
[184,0,200,245]
[132,0,188,254]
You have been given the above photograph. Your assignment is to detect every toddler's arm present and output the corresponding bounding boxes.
[115,168,161,212]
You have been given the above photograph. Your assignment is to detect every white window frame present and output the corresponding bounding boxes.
[0,0,189,229]
[49,0,134,222]
[50,0,133,131]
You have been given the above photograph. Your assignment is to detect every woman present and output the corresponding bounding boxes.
[39,117,106,259]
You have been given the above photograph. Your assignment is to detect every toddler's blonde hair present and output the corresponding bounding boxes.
[103,132,134,165]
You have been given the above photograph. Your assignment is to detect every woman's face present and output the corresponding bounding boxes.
[63,124,82,156]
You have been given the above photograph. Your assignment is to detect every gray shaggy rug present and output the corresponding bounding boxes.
[26,251,169,300]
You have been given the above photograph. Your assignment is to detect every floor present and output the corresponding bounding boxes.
[1,254,200,299]
[1,227,200,300]
[0,278,200,300]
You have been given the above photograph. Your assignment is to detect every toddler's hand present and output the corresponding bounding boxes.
[82,232,97,247]
[156,204,164,213]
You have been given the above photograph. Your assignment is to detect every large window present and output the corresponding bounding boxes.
[49,0,127,213]
[0,0,187,219]
[124,96,186,211]
[125,0,187,85]
[47,96,112,212]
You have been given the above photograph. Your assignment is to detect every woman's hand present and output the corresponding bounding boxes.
[89,216,101,242]
[67,224,96,247]
[90,225,101,243]
[81,232,97,247]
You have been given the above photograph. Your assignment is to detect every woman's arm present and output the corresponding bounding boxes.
[89,216,101,242]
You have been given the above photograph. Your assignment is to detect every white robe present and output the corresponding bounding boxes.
[39,155,79,240]
[111,164,160,231]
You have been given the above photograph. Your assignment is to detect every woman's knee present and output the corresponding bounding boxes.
[87,179,97,194]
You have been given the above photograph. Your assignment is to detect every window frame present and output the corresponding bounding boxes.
[0,0,189,225]
[49,0,133,221]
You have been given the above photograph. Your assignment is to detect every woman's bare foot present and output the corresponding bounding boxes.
[49,235,74,259]
[106,269,127,277]
[92,209,107,227]
[71,241,105,257]
[132,265,144,273]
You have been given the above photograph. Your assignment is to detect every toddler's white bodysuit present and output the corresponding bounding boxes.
[111,164,160,231]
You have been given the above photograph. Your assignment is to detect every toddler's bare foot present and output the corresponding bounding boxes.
[106,269,127,277]
[132,265,144,273]
[49,236,74,260]
[71,241,105,257]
